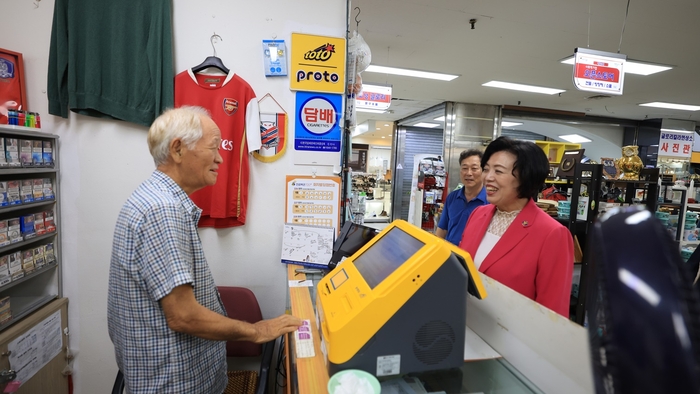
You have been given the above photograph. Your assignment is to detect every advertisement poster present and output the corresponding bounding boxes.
[285,175,340,232]
[8,310,62,387]
[290,33,346,94]
[294,91,342,152]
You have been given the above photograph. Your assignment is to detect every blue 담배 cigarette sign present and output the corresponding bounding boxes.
[294,91,342,152]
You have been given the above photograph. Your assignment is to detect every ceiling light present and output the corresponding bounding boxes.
[384,123,390,126]
[434,115,456,122]
[413,122,440,128]
[560,56,673,76]
[501,121,523,127]
[559,134,592,143]
[376,127,381,130]
[640,102,700,111]
[483,81,565,95]
[381,136,386,138]
[356,108,387,114]
[365,65,459,81]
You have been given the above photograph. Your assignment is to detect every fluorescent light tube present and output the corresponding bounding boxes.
[413,122,441,128]
[501,121,523,127]
[365,65,459,81]
[661,128,695,134]
[560,56,672,76]
[356,108,387,114]
[559,134,592,143]
[639,102,700,111]
[482,81,565,95]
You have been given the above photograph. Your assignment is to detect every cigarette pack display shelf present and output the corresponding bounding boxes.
[554,163,602,325]
[0,124,61,333]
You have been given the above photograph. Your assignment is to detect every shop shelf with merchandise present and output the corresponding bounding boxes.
[0,124,62,333]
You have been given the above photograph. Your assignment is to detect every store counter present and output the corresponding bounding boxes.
[284,264,592,393]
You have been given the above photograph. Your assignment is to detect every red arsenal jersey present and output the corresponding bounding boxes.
[175,70,261,227]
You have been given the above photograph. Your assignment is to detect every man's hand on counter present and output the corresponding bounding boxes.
[252,314,304,343]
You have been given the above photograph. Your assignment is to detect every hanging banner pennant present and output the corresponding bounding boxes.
[253,93,288,163]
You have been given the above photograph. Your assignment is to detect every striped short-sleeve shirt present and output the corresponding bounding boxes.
[108,170,227,394]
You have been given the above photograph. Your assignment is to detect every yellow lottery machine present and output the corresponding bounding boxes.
[316,219,487,377]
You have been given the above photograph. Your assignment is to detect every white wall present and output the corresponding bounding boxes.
[0,1,346,392]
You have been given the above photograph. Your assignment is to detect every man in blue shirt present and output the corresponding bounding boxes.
[436,149,488,245]
[108,106,302,393]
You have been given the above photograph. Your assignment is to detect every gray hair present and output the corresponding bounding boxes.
[148,106,211,166]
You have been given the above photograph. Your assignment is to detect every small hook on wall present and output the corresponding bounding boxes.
[354,7,361,29]
[210,32,223,57]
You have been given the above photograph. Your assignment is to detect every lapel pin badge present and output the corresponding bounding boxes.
[522,220,529,226]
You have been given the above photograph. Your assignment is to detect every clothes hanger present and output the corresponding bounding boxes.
[191,33,230,74]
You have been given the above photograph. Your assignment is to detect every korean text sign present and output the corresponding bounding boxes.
[658,131,694,158]
[572,48,626,96]
[290,33,346,94]
[294,92,342,152]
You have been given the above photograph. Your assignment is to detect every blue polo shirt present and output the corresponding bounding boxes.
[438,186,488,245]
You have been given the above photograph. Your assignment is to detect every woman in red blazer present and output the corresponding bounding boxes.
[459,137,573,316]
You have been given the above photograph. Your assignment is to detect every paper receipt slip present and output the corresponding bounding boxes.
[294,319,315,358]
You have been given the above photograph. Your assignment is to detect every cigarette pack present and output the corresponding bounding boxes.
[44,243,56,264]
[0,138,6,167]
[32,140,43,166]
[11,271,24,281]
[44,210,56,233]
[6,181,20,206]
[7,219,21,243]
[0,255,9,277]
[0,220,9,247]
[32,179,44,201]
[20,215,35,240]
[8,252,22,274]
[20,179,33,204]
[0,296,11,323]
[43,178,54,200]
[21,249,35,273]
[19,140,33,167]
[4,138,20,167]
[34,213,46,235]
[34,245,46,268]
[42,141,54,167]
[0,181,7,207]
[33,246,45,269]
